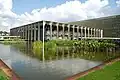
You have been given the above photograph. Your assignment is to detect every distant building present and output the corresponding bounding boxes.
[69,15,120,38]
[0,36,20,41]
[10,21,103,41]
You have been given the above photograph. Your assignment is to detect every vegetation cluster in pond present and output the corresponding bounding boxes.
[32,39,116,50]
[32,39,119,60]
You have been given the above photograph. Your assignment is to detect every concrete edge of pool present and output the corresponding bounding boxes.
[65,57,120,80]
[0,59,21,80]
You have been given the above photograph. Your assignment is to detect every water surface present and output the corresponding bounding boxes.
[0,44,102,80]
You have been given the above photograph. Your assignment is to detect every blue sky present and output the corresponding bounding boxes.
[12,0,87,14]
[12,0,118,14]
[0,0,120,31]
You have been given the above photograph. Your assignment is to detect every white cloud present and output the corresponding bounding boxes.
[0,0,120,31]
[0,0,17,31]
[17,0,109,23]
[116,0,120,6]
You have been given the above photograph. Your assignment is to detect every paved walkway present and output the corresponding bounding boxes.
[0,59,21,80]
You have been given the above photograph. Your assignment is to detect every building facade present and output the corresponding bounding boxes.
[69,15,120,38]
[10,20,103,41]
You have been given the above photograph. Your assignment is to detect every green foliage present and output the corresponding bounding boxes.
[0,70,10,80]
[32,41,43,58]
[31,39,117,60]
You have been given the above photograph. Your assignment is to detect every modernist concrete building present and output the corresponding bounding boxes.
[69,15,120,38]
[10,20,103,41]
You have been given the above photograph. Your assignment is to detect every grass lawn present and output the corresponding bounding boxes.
[0,69,10,80]
[78,61,120,80]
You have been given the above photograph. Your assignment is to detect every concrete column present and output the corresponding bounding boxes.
[21,28,22,38]
[43,21,46,61]
[28,26,30,41]
[101,30,103,38]
[49,22,52,40]
[81,26,83,39]
[62,24,65,39]
[87,28,89,38]
[38,22,40,40]
[77,26,79,40]
[21,28,23,39]
[25,26,27,40]
[97,29,99,37]
[24,27,25,39]
[90,28,92,37]
[97,29,99,38]
[67,25,70,40]
[99,29,101,38]
[56,23,59,38]
[31,25,33,41]
[22,28,23,39]
[96,29,98,37]
[73,25,75,40]
[94,28,96,37]
[84,27,86,38]
[34,24,36,41]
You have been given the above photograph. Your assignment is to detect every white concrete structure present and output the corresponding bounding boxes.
[10,20,103,41]
[0,36,21,40]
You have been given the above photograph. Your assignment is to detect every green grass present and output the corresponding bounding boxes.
[0,69,10,80]
[78,61,120,80]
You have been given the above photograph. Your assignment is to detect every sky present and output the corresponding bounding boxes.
[0,0,120,31]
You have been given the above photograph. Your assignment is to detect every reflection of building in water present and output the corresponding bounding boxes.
[25,41,33,54]
[10,20,103,41]
[45,59,101,76]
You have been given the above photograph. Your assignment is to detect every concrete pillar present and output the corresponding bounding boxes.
[34,24,36,41]
[21,28,23,38]
[96,29,97,37]
[73,25,75,40]
[81,26,83,39]
[43,21,46,61]
[22,28,24,39]
[101,30,103,38]
[67,25,70,40]
[94,28,96,37]
[97,29,99,37]
[77,26,79,40]
[62,24,65,39]
[31,25,33,41]
[99,29,101,38]
[84,27,86,38]
[22,28,23,39]
[37,22,40,40]
[49,22,52,40]
[24,27,25,39]
[28,26,30,41]
[90,28,92,37]
[25,26,27,40]
[87,28,89,38]
[56,23,59,38]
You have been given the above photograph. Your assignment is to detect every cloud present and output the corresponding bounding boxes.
[0,0,120,31]
[0,0,17,31]
[20,0,109,22]
[116,0,120,6]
